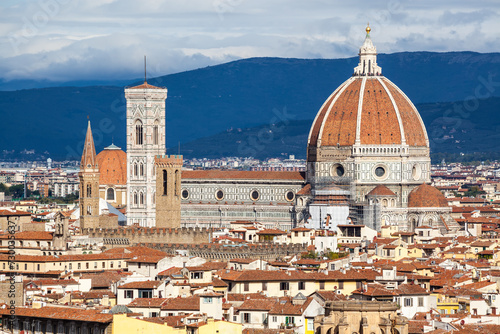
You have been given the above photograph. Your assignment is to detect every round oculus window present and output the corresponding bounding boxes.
[285,191,295,202]
[375,166,386,178]
[330,164,345,177]
[181,189,189,200]
[215,190,224,201]
[412,164,422,181]
[250,190,259,201]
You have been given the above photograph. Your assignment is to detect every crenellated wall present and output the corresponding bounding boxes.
[139,242,308,261]
[81,226,211,245]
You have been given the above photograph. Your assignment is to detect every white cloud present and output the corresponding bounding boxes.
[1,0,499,82]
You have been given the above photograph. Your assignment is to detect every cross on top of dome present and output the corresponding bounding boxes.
[353,24,382,76]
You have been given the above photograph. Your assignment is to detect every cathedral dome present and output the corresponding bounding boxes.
[408,183,448,208]
[96,144,127,185]
[307,28,428,159]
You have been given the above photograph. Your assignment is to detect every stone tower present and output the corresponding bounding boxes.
[53,211,68,249]
[155,155,183,228]
[125,81,168,227]
[79,121,100,230]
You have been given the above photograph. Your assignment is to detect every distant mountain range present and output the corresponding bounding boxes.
[173,97,500,160]
[1,51,499,160]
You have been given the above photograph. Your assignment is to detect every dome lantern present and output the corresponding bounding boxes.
[354,25,381,76]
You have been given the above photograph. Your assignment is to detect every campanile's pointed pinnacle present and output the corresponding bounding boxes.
[81,120,98,169]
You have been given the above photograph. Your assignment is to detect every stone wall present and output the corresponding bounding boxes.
[98,214,120,229]
[139,242,308,261]
[81,226,211,245]
[0,280,23,307]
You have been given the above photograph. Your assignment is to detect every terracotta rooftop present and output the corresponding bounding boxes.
[127,81,163,90]
[408,183,449,208]
[118,280,164,289]
[160,295,200,311]
[96,146,127,185]
[367,185,396,197]
[0,306,112,323]
[308,77,427,148]
[0,231,52,240]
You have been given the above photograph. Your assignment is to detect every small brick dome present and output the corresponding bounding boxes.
[408,183,448,208]
[96,144,127,185]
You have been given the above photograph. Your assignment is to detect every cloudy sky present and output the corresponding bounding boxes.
[1,0,499,83]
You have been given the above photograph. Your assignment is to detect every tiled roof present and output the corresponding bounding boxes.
[367,185,396,197]
[296,184,311,196]
[0,209,31,216]
[0,231,52,240]
[70,290,116,299]
[395,283,429,295]
[128,298,168,307]
[352,283,398,297]
[312,290,347,301]
[257,228,287,235]
[408,183,449,208]
[268,297,313,315]
[182,170,305,181]
[81,271,131,288]
[160,296,200,311]
[126,255,166,264]
[96,147,127,185]
[0,306,112,323]
[127,81,163,90]
[308,77,427,148]
[118,280,164,289]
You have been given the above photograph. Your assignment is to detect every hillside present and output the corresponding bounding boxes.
[174,97,500,160]
[0,52,499,160]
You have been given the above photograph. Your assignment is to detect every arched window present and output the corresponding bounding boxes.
[135,121,143,145]
[134,163,138,177]
[86,184,91,197]
[140,163,144,177]
[87,205,91,215]
[106,188,115,201]
[153,192,156,205]
[139,192,144,205]
[163,170,167,195]
[133,193,138,206]
[153,122,159,145]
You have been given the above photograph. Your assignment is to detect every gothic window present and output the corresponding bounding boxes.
[86,184,91,197]
[134,163,138,177]
[140,192,144,205]
[140,163,144,177]
[135,121,143,145]
[87,205,91,215]
[106,188,115,201]
[153,122,159,145]
[163,170,168,195]
[134,193,138,206]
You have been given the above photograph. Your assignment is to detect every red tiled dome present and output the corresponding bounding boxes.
[408,183,448,208]
[96,144,127,185]
[308,76,428,150]
[367,185,396,197]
